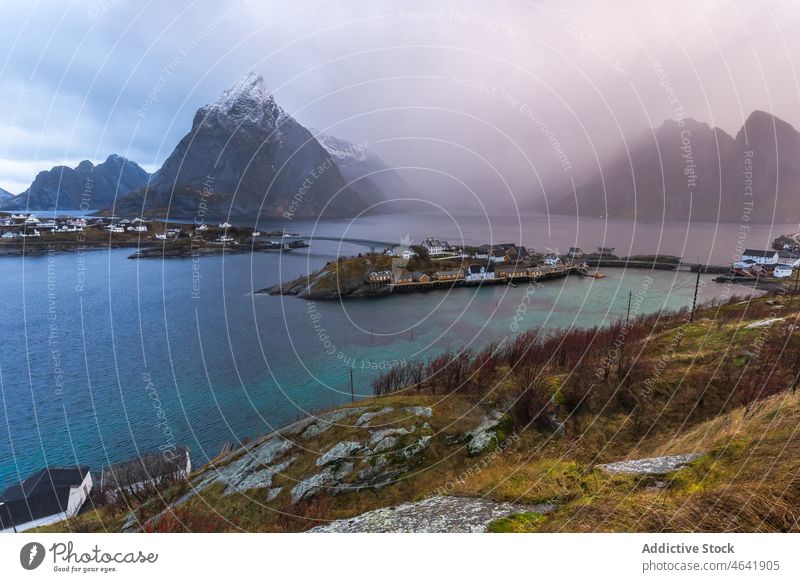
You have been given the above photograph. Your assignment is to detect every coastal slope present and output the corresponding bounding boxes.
[38,292,800,533]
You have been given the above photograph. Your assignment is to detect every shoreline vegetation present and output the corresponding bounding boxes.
[37,290,800,533]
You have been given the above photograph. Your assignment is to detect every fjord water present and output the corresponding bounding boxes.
[0,212,772,488]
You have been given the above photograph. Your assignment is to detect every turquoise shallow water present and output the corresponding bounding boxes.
[0,213,762,489]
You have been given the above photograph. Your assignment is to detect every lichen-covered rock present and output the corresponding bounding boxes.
[597,453,704,475]
[467,431,496,455]
[308,496,555,533]
[316,441,362,467]
[368,426,413,446]
[404,406,433,418]
[465,411,505,455]
[399,435,432,460]
[291,462,354,503]
[372,436,398,453]
[223,458,294,495]
[300,408,367,439]
[356,407,394,426]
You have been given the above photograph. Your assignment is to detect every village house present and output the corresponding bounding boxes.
[100,447,191,503]
[465,264,493,282]
[422,238,453,257]
[367,270,392,283]
[411,271,430,283]
[434,269,463,281]
[543,253,561,266]
[773,264,794,278]
[489,249,508,264]
[0,466,92,532]
[741,249,779,265]
[777,250,800,267]
[494,266,525,279]
[393,271,413,284]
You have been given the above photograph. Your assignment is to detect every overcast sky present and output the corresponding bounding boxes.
[1,0,800,208]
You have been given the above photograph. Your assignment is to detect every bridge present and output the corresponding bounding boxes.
[262,234,399,253]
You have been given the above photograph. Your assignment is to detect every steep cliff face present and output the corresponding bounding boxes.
[549,111,800,222]
[3,155,149,211]
[112,73,368,220]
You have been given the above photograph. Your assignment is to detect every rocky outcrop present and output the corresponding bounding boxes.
[597,453,704,475]
[308,496,555,533]
[263,255,393,299]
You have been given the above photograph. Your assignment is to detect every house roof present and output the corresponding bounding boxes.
[100,447,189,491]
[0,466,89,528]
[743,249,777,257]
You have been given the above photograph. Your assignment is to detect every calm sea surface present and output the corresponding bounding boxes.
[0,212,777,488]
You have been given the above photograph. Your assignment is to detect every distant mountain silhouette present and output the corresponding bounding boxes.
[2,155,149,211]
[548,111,800,222]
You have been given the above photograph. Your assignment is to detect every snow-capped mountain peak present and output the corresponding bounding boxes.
[199,72,287,126]
[312,129,368,162]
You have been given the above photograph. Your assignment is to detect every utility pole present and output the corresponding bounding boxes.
[626,290,632,324]
[349,367,354,403]
[690,264,701,323]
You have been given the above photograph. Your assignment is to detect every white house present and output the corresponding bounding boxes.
[741,249,779,265]
[465,264,494,282]
[773,264,794,278]
[216,234,235,243]
[543,254,561,266]
[218,222,232,229]
[0,467,92,532]
[422,238,453,257]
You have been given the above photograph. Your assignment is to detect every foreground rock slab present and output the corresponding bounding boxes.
[597,453,704,475]
[308,496,554,533]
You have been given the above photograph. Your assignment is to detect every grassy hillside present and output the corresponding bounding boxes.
[40,291,800,532]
